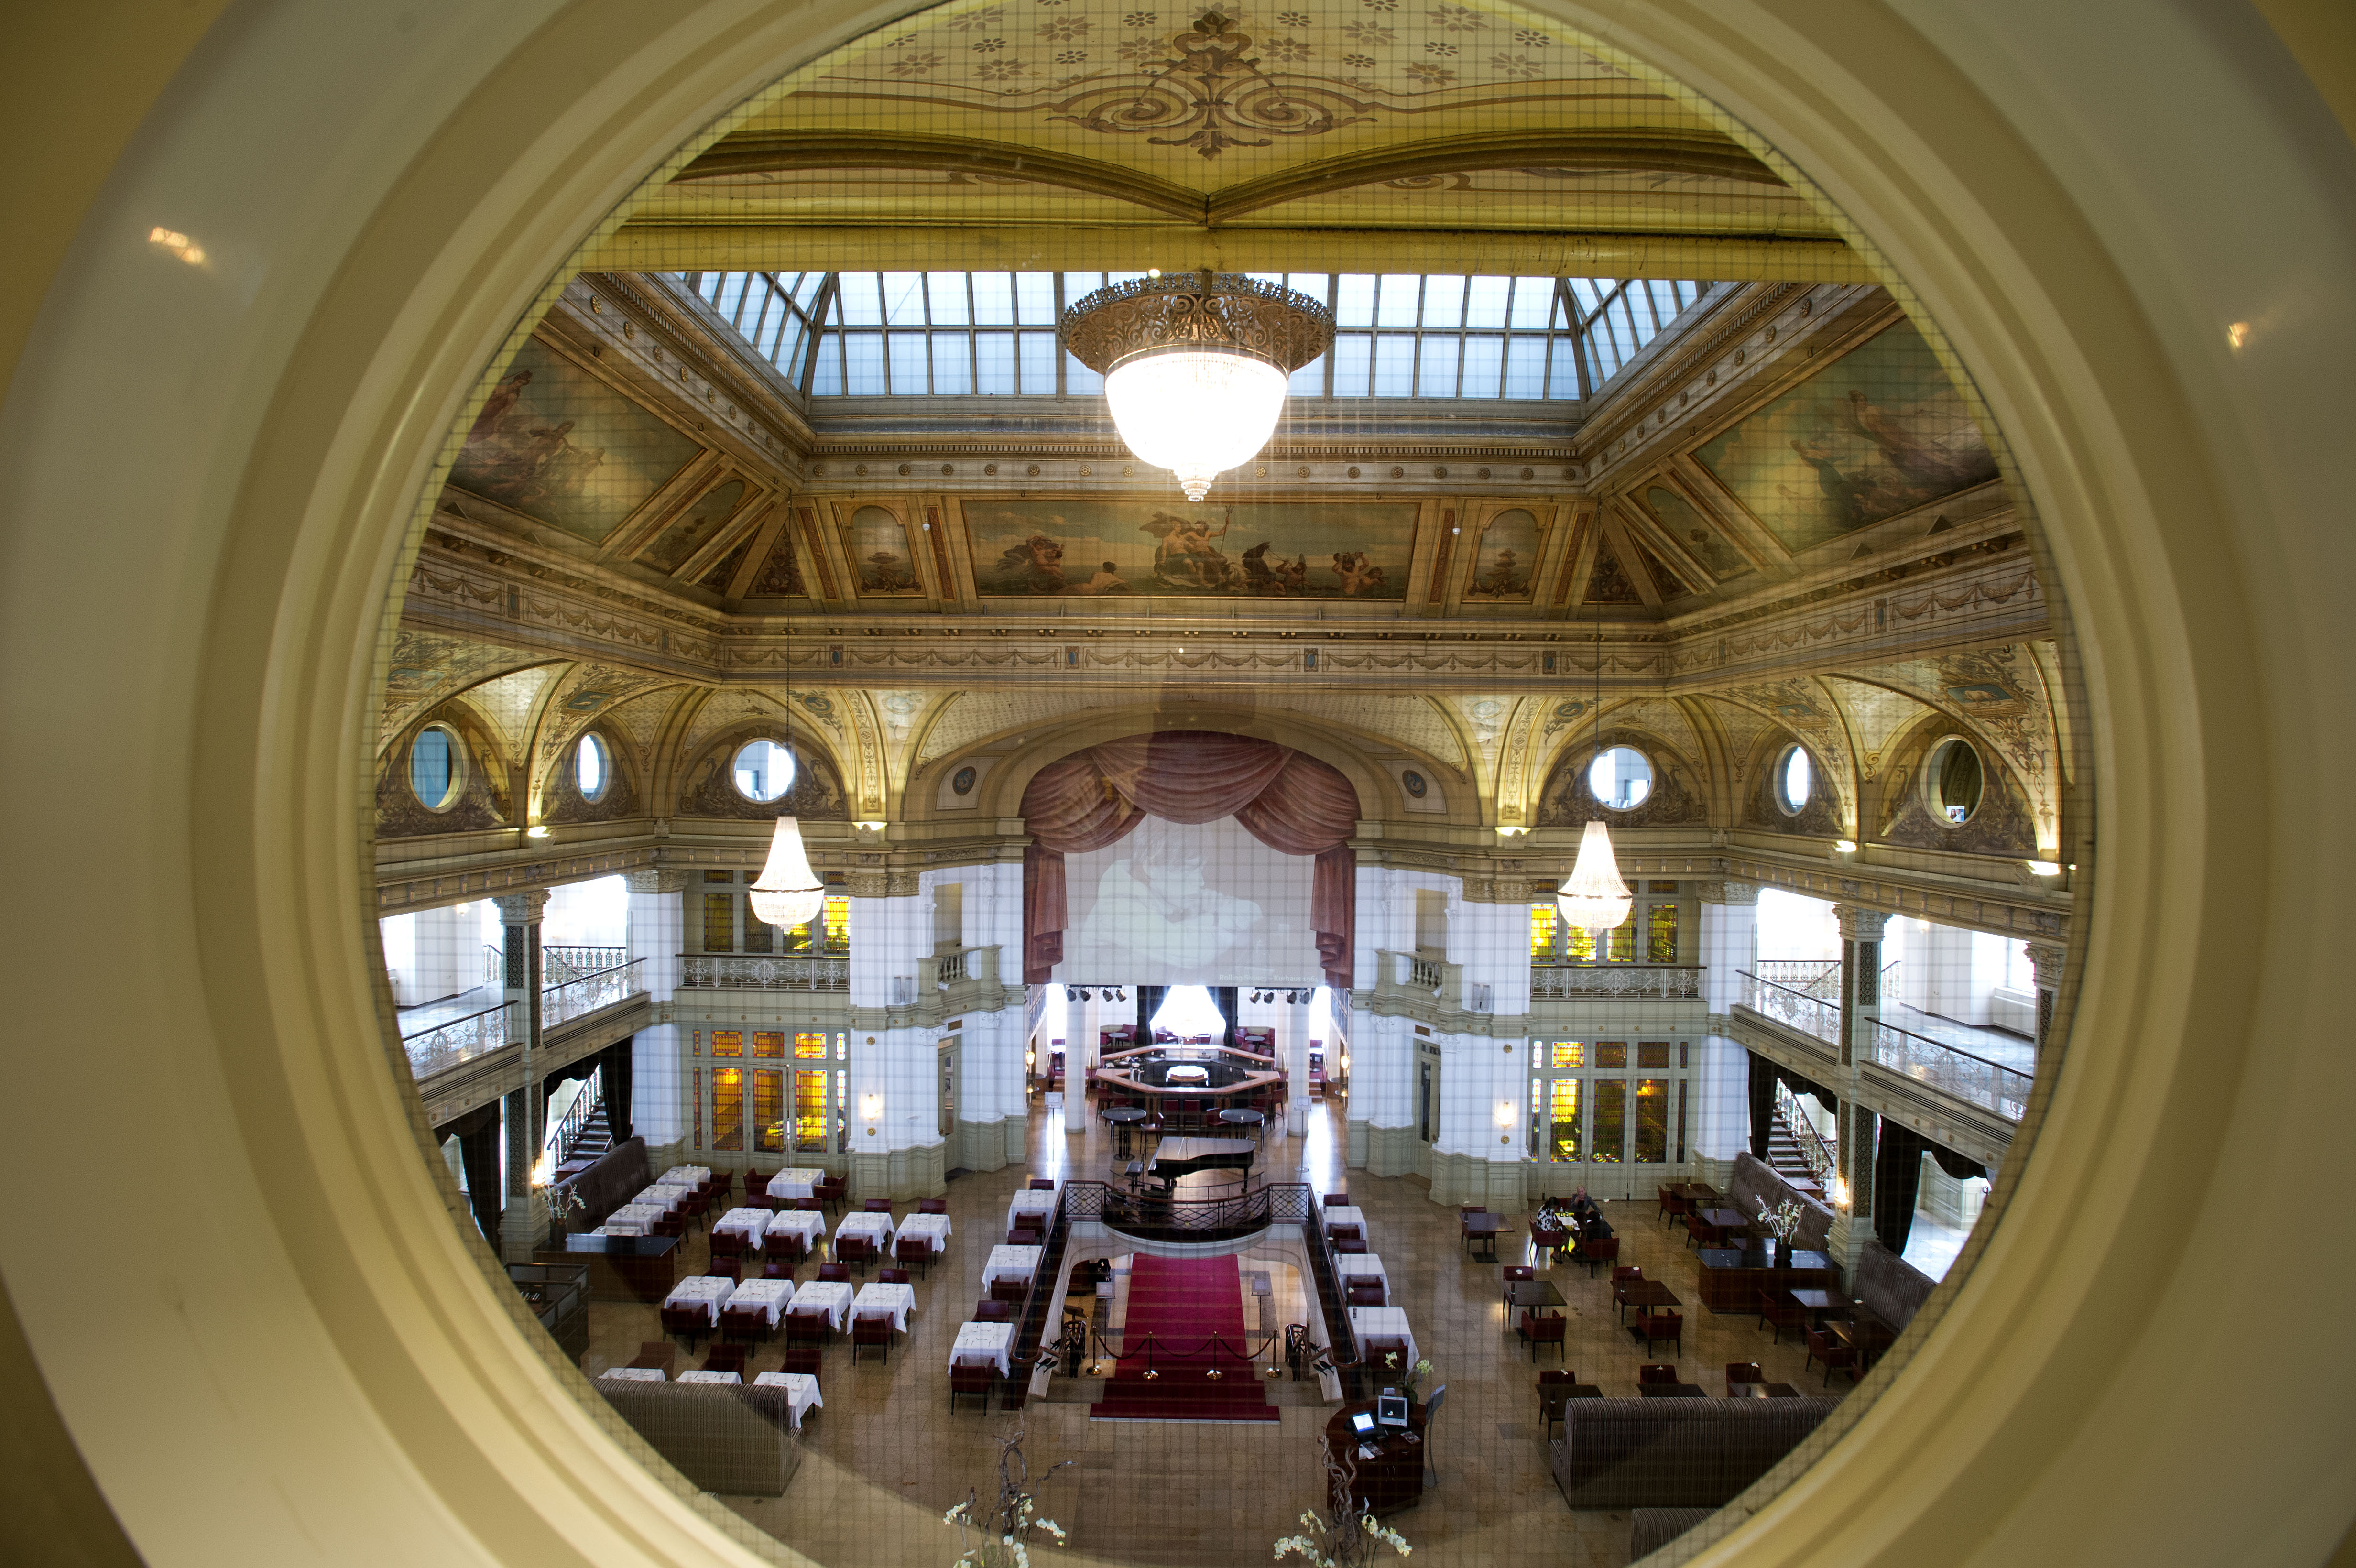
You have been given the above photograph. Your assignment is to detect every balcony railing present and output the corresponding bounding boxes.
[936,948,969,984]
[1740,971,1842,1045]
[544,958,645,1028]
[1873,1021,2033,1121]
[403,1002,513,1078]
[1755,959,1841,999]
[1407,955,1445,992]
[1531,965,1704,1001]
[679,953,850,991]
[544,945,626,987]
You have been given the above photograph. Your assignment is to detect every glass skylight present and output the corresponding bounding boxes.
[684,271,1718,401]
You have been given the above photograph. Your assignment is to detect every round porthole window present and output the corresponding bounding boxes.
[1925,736,1984,825]
[732,738,797,803]
[576,733,608,801]
[408,724,462,811]
[1777,743,1812,815]
[1588,746,1653,810]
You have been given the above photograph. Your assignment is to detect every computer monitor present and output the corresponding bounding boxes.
[1375,1390,1408,1427]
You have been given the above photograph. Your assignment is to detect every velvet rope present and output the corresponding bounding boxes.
[1021,732,1359,987]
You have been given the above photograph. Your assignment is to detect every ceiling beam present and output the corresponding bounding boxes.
[582,223,1868,281]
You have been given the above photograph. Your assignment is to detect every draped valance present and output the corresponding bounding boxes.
[1019,732,1359,988]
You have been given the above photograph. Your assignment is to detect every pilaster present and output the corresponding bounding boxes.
[1693,880,1760,1170]
[2027,941,2068,1062]
[496,890,548,1263]
[1828,903,1889,1280]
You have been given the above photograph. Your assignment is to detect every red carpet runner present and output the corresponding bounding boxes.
[1091,1255,1279,1423]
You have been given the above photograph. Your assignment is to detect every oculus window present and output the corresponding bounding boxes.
[732,739,797,803]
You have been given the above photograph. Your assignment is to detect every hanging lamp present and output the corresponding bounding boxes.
[751,614,826,929]
[1059,270,1333,502]
[1558,619,1631,936]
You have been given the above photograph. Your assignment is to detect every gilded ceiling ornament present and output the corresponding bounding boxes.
[1044,11,1377,159]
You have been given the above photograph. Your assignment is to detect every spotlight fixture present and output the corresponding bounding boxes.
[1059,270,1334,501]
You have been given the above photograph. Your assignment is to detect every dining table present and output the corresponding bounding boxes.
[750,1371,824,1428]
[661,1165,712,1187]
[1346,1307,1418,1372]
[895,1212,952,1256]
[851,1281,916,1333]
[982,1244,1041,1290]
[726,1277,795,1326]
[1334,1252,1390,1300]
[677,1370,742,1385]
[1788,1288,1843,1327]
[950,1320,1014,1377]
[765,1167,829,1202]
[663,1275,736,1327]
[834,1210,897,1250]
[1005,1189,1058,1233]
[1322,1205,1368,1240]
[598,1366,665,1383]
[791,1280,854,1331]
[711,1207,772,1250]
[1460,1212,1511,1260]
[1614,1278,1681,1321]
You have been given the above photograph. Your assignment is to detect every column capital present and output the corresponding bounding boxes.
[494,890,550,923]
[1833,903,1890,941]
[1696,879,1760,906]
[624,869,693,895]
[2026,942,2069,990]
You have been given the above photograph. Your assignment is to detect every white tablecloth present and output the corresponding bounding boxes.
[896,1213,952,1255]
[1337,1252,1390,1298]
[764,1210,826,1251]
[950,1320,1014,1378]
[766,1167,828,1200]
[594,1221,649,1238]
[1323,1205,1368,1237]
[599,1366,665,1383]
[751,1371,824,1428]
[852,1282,916,1333]
[792,1280,854,1331]
[1348,1307,1418,1373]
[713,1208,771,1249]
[983,1244,1042,1289]
[1005,1190,1056,1232]
[662,1165,711,1186]
[677,1370,742,1385]
[630,1184,687,1209]
[608,1203,666,1234]
[665,1276,737,1327]
[727,1278,795,1327]
[835,1211,896,1249]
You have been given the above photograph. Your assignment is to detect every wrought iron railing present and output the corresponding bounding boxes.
[1773,1079,1838,1187]
[548,1064,604,1164]
[1739,971,1843,1045]
[543,958,645,1028]
[402,1002,513,1078]
[544,945,626,987]
[1873,1021,2033,1121]
[1530,965,1704,1001]
[678,954,849,991]
[1756,959,1841,999]
[1063,1180,1313,1241]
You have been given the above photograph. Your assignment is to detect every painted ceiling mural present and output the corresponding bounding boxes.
[964,497,1420,598]
[378,631,550,753]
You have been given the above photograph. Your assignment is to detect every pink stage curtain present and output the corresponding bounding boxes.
[1020,733,1358,987]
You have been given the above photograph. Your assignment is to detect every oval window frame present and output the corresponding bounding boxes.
[1587,744,1655,812]
[407,722,464,812]
[1775,742,1812,817]
[1923,735,1985,827]
[731,737,798,804]
[576,732,610,803]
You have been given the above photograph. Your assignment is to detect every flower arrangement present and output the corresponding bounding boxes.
[945,1430,1071,1568]
[545,1183,587,1227]
[1380,1350,1434,1401]
[1755,1195,1804,1247]
[1274,1447,1413,1567]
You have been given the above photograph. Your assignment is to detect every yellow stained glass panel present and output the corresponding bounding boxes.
[1566,923,1597,962]
[702,892,734,952]
[1634,1078,1669,1162]
[1529,904,1558,959]
[1591,1079,1626,1162]
[1551,1041,1584,1069]
[794,1031,829,1059]
[795,1070,828,1152]
[1549,1077,1581,1163]
[1647,904,1679,963]
[753,1069,784,1153]
[1594,1041,1627,1068]
[823,896,849,952]
[713,1067,744,1152]
[711,1029,742,1058]
[753,1031,783,1058]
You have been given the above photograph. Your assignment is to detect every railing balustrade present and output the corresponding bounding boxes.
[1873,1021,2033,1121]
[677,954,850,991]
[1739,971,1843,1045]
[1062,1180,1313,1240]
[544,945,626,987]
[1773,1079,1839,1187]
[936,949,969,985]
[1755,958,1842,999]
[1406,956,1444,992]
[543,958,646,1028]
[1530,965,1704,1001]
[482,943,504,989]
[402,1002,513,1078]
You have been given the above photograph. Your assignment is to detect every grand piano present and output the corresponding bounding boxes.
[1148,1137,1255,1190]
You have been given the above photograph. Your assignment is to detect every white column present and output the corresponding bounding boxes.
[495,889,548,1264]
[1695,880,1760,1177]
[2027,941,2068,1064]
[1827,903,1891,1278]
[1283,991,1313,1135]
[624,870,688,1153]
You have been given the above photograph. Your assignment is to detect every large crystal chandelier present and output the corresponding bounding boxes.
[1061,270,1334,502]
[1558,621,1630,935]
[750,816,826,928]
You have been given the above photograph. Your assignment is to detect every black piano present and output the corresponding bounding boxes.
[1148,1137,1255,1189]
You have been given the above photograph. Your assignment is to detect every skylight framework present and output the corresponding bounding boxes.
[684,270,1717,402]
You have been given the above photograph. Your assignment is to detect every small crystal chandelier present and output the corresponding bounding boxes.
[1060,270,1334,501]
[1558,620,1630,936]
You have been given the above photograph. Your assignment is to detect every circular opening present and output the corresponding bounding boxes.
[575,733,608,801]
[407,725,461,811]
[1927,736,1985,825]
[1778,743,1812,815]
[1588,746,1652,810]
[732,738,797,802]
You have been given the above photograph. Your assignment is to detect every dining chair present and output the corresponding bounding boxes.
[1502,1264,1536,1307]
[778,1343,820,1377]
[1757,1288,1807,1344]
[1515,1311,1566,1363]
[917,1198,948,1215]
[878,1266,911,1285]
[816,1263,850,1283]
[864,1198,893,1212]
[1639,1363,1679,1386]
[1805,1328,1856,1385]
[1725,1361,1766,1396]
[1636,1312,1684,1354]
[850,1312,893,1365]
[949,1357,994,1412]
[658,1304,707,1352]
[975,1300,1013,1322]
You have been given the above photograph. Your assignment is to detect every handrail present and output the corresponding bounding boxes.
[1871,1020,2032,1121]
[549,1065,604,1164]
[543,958,645,1028]
[678,953,849,991]
[1738,971,1842,1045]
[1772,1079,1838,1187]
[402,1002,513,1078]
[1874,1018,2028,1075]
[1530,964,1703,1000]
[545,944,626,987]
[1755,958,1841,999]
[482,943,505,989]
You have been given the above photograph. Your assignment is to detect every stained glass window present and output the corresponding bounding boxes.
[1648,904,1680,963]
[1529,904,1559,959]
[1566,924,1598,962]
[823,896,850,952]
[1636,1041,1671,1069]
[1593,1042,1628,1069]
[1591,1080,1626,1163]
[794,1031,828,1059]
[712,1068,744,1152]
[710,1030,742,1058]
[1551,1041,1584,1069]
[701,893,734,952]
[1634,1078,1669,1163]
[795,1071,828,1152]
[752,1031,783,1058]
[1607,923,1636,962]
[753,1069,784,1153]
[1549,1077,1581,1163]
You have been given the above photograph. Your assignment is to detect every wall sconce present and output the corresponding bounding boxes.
[1494,825,1529,839]
[861,1092,884,1135]
[853,820,887,841]
[526,824,550,839]
[1831,1174,1852,1211]
[2027,860,2062,877]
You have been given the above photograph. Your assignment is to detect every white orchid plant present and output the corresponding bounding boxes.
[945,1430,1070,1568]
[1274,1446,1413,1567]
[1755,1195,1804,1246]
[1379,1350,1434,1400]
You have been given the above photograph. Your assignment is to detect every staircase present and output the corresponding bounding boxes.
[553,1097,611,1180]
[1766,1106,1825,1198]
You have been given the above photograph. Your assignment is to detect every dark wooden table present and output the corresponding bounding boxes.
[1639,1384,1707,1398]
[1693,1246,1837,1314]
[1324,1399,1427,1515]
[1697,1208,1753,1242]
[1789,1288,1843,1326]
[1506,1278,1567,1313]
[1614,1278,1681,1320]
[1460,1214,1510,1259]
[1831,1315,1895,1370]
[537,1234,680,1305]
[1729,1381,1803,1398]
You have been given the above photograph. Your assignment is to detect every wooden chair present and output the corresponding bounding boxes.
[659,1304,708,1351]
[651,1217,686,1244]
[1805,1328,1855,1385]
[720,1304,770,1346]
[1636,1312,1684,1354]
[1611,1265,1643,1286]
[975,1300,1014,1322]
[778,1343,821,1378]
[864,1198,894,1212]
[1757,1288,1807,1345]
[1529,1220,1570,1267]
[1008,1226,1043,1248]
[1516,1311,1566,1363]
[878,1266,911,1285]
[1639,1363,1679,1386]
[709,1230,747,1267]
[703,1259,741,1285]
[794,1196,825,1212]
[1578,1235,1620,1278]
[1346,1281,1385,1307]
[917,1198,949,1214]
[785,1307,831,1349]
[1028,1177,1056,1191]
[850,1311,893,1365]
[990,1276,1029,1304]
[894,1236,932,1278]
[767,1233,808,1265]
[836,1236,873,1275]
[1323,1193,1348,1207]
[1328,1224,1362,1244]
[763,1261,795,1281]
[1538,1369,1574,1439]
[1726,1361,1766,1396]
[1684,1213,1710,1250]
[627,1341,675,1373]
[1364,1338,1412,1380]
[699,1344,749,1380]
[1332,1238,1368,1255]
[949,1357,994,1412]
[709,1171,734,1203]
[816,1262,850,1283]
[1501,1264,1535,1307]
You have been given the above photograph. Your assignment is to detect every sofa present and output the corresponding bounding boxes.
[1855,1239,1936,1333]
[1551,1396,1839,1510]
[1726,1152,1835,1252]
[1629,1508,1717,1559]
[596,1380,802,1496]
[550,1136,652,1233]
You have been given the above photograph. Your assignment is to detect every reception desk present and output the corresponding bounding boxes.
[1694,1246,1836,1313]
[1323,1399,1428,1516]
[535,1233,681,1305]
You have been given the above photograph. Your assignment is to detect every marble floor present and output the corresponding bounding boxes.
[572,1094,1849,1568]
